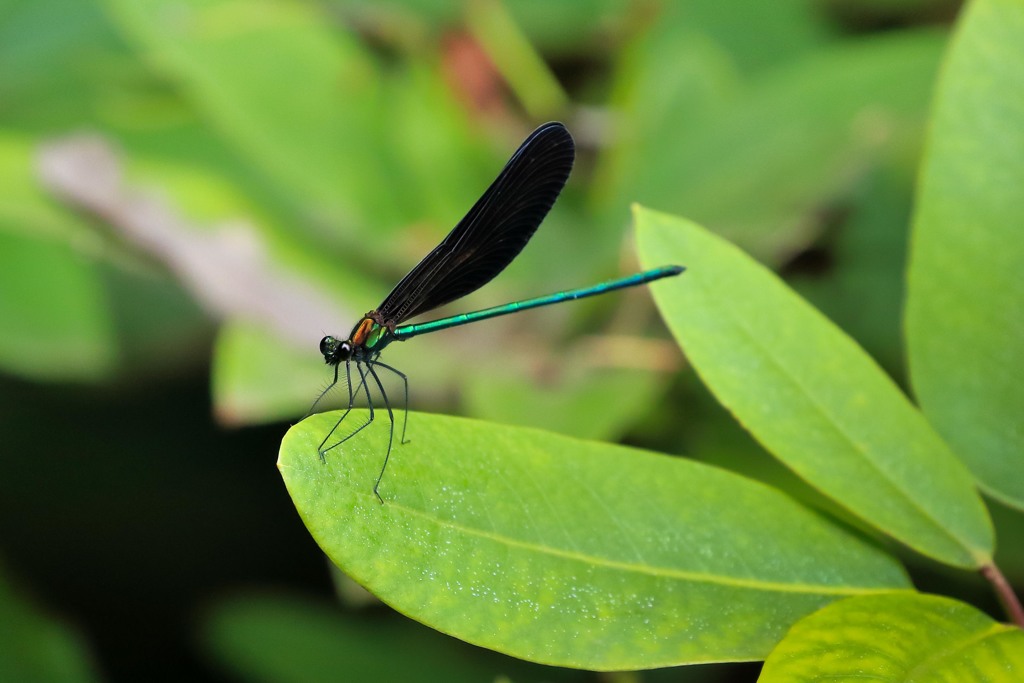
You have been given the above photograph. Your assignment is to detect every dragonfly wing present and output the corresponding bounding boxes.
[376,122,574,325]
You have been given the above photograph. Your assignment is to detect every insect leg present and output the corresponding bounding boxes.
[319,362,376,458]
[372,360,410,445]
[318,361,359,462]
[366,362,395,504]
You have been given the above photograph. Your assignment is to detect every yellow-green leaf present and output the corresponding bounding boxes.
[760,593,1024,682]
[635,206,992,568]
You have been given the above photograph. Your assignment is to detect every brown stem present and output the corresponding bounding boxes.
[981,563,1024,627]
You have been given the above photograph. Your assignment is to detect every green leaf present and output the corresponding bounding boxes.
[281,411,910,670]
[905,0,1024,510]
[0,567,101,683]
[759,593,1024,682]
[635,206,993,568]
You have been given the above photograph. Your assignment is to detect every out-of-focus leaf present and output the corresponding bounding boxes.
[0,0,137,131]
[212,321,326,426]
[593,23,738,236]
[464,357,668,441]
[0,231,115,381]
[991,501,1024,585]
[101,0,397,241]
[671,0,834,72]
[281,411,909,669]
[377,62,495,245]
[905,0,1024,510]
[0,567,102,683]
[790,164,913,374]
[37,134,399,418]
[608,31,944,264]
[466,0,568,118]
[636,207,993,568]
[759,593,1024,682]
[200,592,578,683]
[37,134,353,347]
[331,0,634,54]
[829,0,959,22]
[0,133,116,381]
[501,0,633,53]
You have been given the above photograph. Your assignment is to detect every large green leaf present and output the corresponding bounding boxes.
[759,593,1024,682]
[281,411,909,670]
[635,207,992,568]
[905,0,1024,510]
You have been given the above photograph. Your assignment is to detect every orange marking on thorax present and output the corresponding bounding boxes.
[351,317,374,346]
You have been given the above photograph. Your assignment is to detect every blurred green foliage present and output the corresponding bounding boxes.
[0,0,1021,681]
[0,566,101,683]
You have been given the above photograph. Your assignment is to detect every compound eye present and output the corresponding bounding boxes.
[338,341,353,360]
[319,335,335,357]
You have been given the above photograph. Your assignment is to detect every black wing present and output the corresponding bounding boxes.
[375,122,574,325]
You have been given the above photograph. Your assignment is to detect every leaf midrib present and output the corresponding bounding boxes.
[386,499,901,596]
[706,269,972,561]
